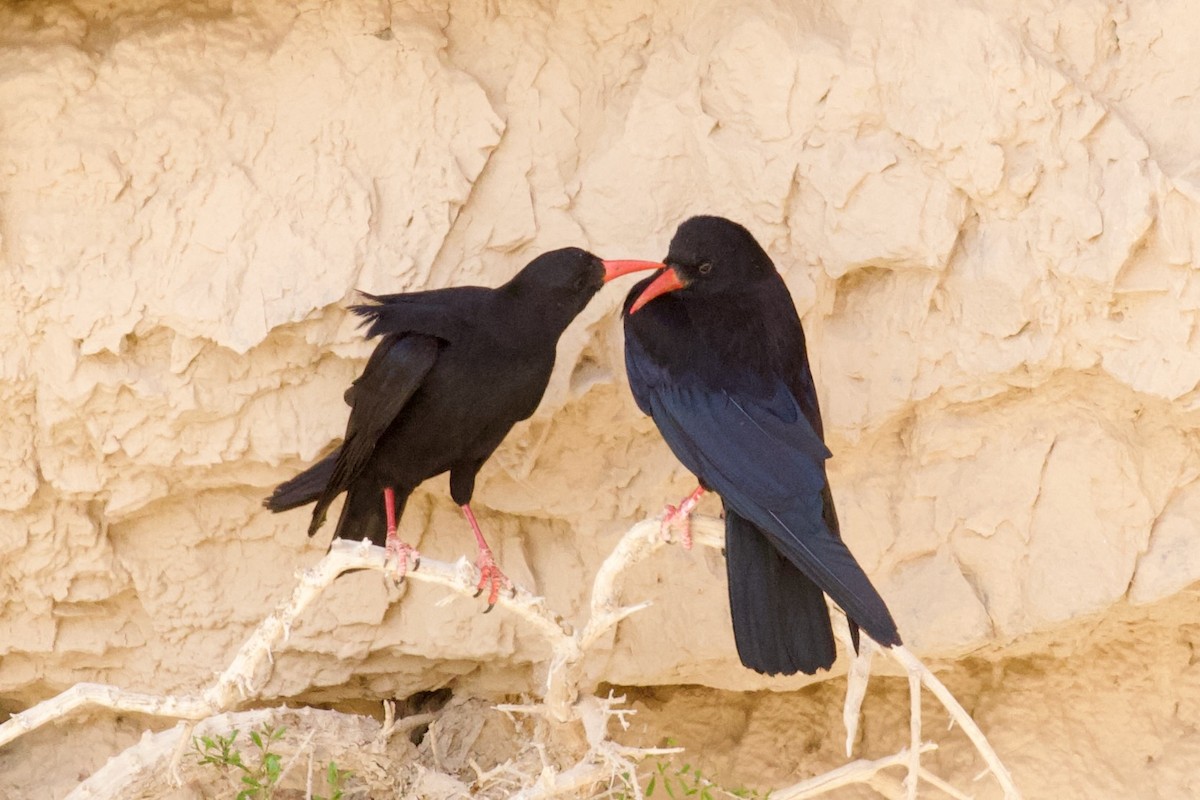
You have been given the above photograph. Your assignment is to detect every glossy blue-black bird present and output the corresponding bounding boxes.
[622,216,901,675]
[265,249,662,607]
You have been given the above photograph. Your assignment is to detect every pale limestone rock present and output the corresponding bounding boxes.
[876,550,993,653]
[2,0,1200,795]
[1131,480,1200,605]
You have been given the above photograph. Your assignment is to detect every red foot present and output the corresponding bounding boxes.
[660,486,707,550]
[384,533,421,582]
[381,487,418,582]
[472,547,514,613]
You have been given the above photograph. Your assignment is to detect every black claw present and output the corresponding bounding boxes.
[473,587,484,599]
[412,557,421,571]
[509,586,517,599]
[483,601,496,614]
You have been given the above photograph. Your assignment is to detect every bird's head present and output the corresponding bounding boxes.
[507,247,663,317]
[626,216,775,314]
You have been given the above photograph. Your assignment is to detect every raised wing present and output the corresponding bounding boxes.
[351,286,491,342]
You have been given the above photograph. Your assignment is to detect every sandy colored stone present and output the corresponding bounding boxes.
[2,0,1200,796]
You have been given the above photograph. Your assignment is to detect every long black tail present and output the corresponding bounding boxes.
[331,479,401,548]
[724,505,837,676]
[263,449,339,520]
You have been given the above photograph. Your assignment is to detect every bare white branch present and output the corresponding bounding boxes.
[64,707,381,800]
[771,744,937,800]
[890,644,1021,799]
[841,627,876,756]
[2,512,1021,800]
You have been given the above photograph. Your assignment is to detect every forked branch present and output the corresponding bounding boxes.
[0,513,1020,800]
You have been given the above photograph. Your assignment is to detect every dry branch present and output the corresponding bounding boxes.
[771,744,937,800]
[1,512,1021,799]
[832,604,1021,798]
[0,539,569,750]
[841,625,876,755]
[63,707,382,800]
[584,514,1021,799]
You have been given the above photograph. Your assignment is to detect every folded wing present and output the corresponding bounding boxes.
[308,334,439,535]
[628,350,899,647]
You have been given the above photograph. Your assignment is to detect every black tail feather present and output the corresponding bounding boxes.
[724,506,837,676]
[263,450,339,526]
[333,480,402,548]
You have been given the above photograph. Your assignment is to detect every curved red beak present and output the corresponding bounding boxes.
[601,259,665,283]
[628,267,686,314]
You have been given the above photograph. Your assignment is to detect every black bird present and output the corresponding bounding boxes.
[622,216,901,675]
[266,248,662,607]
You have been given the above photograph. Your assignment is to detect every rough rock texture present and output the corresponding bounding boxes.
[2,0,1200,796]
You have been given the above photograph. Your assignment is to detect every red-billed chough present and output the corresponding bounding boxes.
[266,248,662,608]
[622,216,901,674]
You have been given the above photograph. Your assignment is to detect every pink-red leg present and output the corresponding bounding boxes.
[383,487,420,581]
[461,503,513,612]
[661,486,707,549]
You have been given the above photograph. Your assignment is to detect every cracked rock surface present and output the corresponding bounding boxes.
[2,0,1200,797]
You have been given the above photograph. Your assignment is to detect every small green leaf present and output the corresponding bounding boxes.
[250,730,263,750]
[646,775,657,796]
[264,753,282,781]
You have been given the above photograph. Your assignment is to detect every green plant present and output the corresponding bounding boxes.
[609,741,769,800]
[192,723,287,799]
[643,758,769,800]
[313,760,353,800]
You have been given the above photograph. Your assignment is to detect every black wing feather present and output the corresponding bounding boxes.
[626,335,899,647]
[307,334,439,535]
[351,286,490,341]
[725,506,837,675]
[264,449,339,512]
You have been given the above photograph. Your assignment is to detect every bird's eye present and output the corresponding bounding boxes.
[698,262,712,275]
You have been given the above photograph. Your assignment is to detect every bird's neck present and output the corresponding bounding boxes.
[627,277,809,397]
[496,284,580,344]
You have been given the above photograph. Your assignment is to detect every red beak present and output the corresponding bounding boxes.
[601,259,665,283]
[628,267,686,314]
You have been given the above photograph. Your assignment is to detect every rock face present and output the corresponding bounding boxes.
[2,0,1200,796]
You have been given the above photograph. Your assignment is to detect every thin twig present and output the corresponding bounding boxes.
[889,645,1020,799]
[276,728,317,791]
[905,663,922,800]
[770,744,936,800]
[842,629,876,756]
